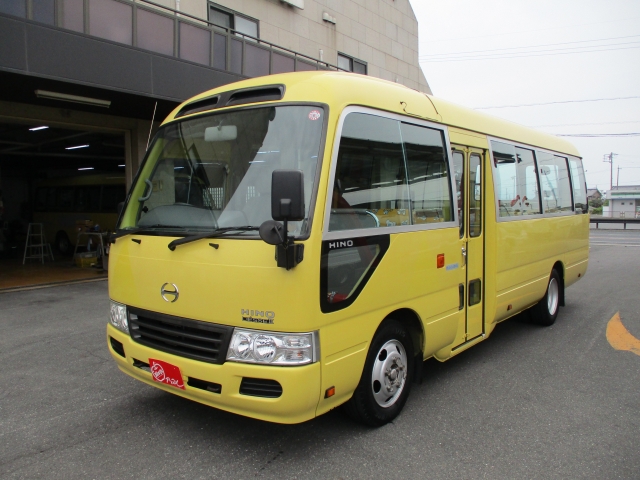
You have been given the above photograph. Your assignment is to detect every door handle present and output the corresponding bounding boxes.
[461,246,467,266]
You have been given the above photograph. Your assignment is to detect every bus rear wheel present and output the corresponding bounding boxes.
[55,232,71,255]
[344,320,414,427]
[531,269,561,326]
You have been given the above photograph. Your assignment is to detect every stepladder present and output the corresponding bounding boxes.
[23,223,55,264]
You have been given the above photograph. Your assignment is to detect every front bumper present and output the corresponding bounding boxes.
[107,324,321,424]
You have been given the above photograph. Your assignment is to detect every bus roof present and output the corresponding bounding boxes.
[164,71,580,158]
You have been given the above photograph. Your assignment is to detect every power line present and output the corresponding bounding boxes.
[557,133,640,137]
[530,120,640,127]
[420,44,640,62]
[474,96,640,109]
[422,16,640,44]
[420,34,640,59]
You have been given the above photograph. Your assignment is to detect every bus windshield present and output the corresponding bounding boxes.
[121,105,324,236]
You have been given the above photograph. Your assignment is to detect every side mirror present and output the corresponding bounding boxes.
[259,170,305,270]
[271,170,305,221]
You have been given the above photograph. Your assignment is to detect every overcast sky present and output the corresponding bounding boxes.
[410,0,640,193]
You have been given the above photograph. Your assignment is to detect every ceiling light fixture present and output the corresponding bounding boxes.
[35,90,111,108]
[29,126,49,131]
[118,164,125,167]
[78,167,94,171]
[66,144,90,150]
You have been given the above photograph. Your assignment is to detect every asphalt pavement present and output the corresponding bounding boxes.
[1,231,639,479]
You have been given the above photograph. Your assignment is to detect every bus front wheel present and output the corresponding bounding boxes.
[344,320,414,427]
[531,269,561,326]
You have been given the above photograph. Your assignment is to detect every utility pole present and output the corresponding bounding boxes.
[603,152,618,192]
[603,152,618,218]
[617,166,620,187]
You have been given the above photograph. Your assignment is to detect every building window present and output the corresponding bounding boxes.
[337,53,367,74]
[209,3,258,38]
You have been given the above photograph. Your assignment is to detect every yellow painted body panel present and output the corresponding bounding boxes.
[108,325,320,424]
[490,215,589,323]
[108,72,588,423]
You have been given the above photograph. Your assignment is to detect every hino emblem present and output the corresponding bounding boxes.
[241,309,275,324]
[160,283,179,302]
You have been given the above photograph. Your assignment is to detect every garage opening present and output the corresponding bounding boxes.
[0,121,127,291]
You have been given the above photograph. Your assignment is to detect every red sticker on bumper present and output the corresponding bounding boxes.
[149,359,185,390]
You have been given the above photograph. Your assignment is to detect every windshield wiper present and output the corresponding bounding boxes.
[167,226,260,251]
[110,225,185,242]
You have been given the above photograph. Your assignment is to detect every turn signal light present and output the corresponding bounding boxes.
[325,386,335,398]
[437,254,445,269]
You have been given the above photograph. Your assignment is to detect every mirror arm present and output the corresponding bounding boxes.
[273,220,305,271]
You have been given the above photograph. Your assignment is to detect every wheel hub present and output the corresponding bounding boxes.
[547,277,559,316]
[371,340,407,408]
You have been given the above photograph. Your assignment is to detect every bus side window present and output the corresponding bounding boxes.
[536,151,572,213]
[57,187,75,212]
[35,188,49,212]
[401,122,452,225]
[329,113,407,231]
[568,157,587,212]
[102,185,126,212]
[452,151,464,237]
[491,141,541,217]
[515,147,541,216]
[491,141,518,217]
[469,153,482,237]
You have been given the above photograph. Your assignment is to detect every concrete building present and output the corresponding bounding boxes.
[0,0,431,285]
[605,186,640,218]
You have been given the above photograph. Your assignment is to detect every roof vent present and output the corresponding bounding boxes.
[226,86,285,107]
[175,95,220,118]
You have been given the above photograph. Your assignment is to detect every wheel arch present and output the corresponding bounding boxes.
[376,308,425,385]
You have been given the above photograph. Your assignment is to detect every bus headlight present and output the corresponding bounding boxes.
[109,300,129,333]
[226,328,318,366]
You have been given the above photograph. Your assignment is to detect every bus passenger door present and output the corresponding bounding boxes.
[452,146,485,347]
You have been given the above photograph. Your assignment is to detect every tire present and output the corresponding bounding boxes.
[344,320,414,427]
[55,232,71,255]
[531,269,561,326]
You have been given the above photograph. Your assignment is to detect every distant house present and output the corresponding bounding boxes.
[587,189,602,202]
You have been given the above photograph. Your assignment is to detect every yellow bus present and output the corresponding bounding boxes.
[33,174,126,253]
[106,72,588,426]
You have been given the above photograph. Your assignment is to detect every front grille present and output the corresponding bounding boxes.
[128,307,233,364]
[239,378,283,398]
